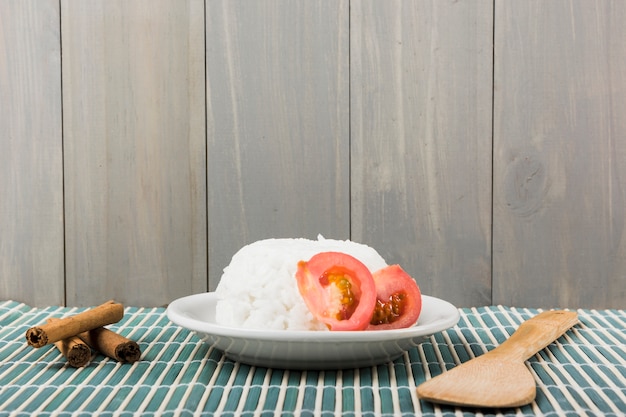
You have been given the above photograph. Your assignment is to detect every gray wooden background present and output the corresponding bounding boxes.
[2,0,624,309]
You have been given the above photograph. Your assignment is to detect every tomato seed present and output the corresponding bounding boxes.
[370,293,406,325]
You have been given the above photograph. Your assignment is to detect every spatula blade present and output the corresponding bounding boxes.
[416,357,536,408]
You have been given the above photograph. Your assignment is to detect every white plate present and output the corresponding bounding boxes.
[167,292,459,369]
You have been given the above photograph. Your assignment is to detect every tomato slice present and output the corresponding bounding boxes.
[295,252,377,331]
[366,265,422,330]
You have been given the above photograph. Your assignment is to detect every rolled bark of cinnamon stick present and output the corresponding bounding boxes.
[48,319,92,367]
[78,327,141,363]
[26,300,124,348]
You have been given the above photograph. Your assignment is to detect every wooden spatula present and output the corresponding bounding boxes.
[416,310,578,408]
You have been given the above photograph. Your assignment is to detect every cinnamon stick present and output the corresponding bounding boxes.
[48,319,92,367]
[26,300,124,348]
[78,327,141,363]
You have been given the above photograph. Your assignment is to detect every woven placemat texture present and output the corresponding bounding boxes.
[0,301,624,416]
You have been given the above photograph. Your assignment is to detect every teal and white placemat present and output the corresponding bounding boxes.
[0,301,624,416]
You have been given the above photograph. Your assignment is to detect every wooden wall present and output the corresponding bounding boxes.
[1,0,624,309]
[493,1,626,309]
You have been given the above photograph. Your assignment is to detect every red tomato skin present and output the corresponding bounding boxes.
[366,265,422,331]
[295,252,377,331]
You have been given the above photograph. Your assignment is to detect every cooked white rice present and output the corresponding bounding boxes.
[214,235,388,330]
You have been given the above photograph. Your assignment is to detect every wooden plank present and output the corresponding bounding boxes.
[0,0,64,306]
[350,0,494,307]
[493,1,626,308]
[62,0,206,307]
[206,0,350,289]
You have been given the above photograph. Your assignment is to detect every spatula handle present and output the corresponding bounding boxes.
[489,310,578,362]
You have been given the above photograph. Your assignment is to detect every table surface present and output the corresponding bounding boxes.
[0,300,624,417]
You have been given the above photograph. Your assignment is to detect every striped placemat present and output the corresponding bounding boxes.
[0,301,624,416]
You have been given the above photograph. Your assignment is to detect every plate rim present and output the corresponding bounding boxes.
[167,291,460,343]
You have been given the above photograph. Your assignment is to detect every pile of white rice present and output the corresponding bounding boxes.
[215,236,388,330]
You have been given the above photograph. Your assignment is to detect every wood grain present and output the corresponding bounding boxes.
[350,1,493,307]
[2,1,625,309]
[62,0,207,306]
[206,0,350,289]
[0,0,64,305]
[493,0,626,308]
